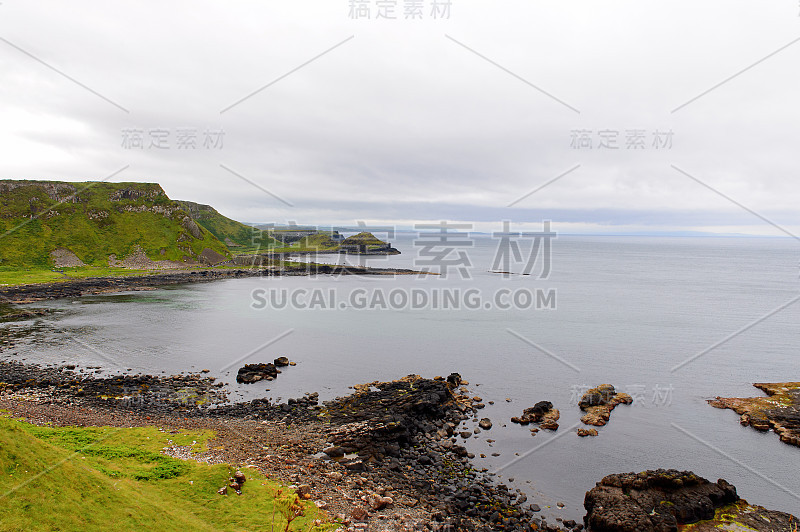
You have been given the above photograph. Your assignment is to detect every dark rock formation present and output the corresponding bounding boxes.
[583,469,797,532]
[236,363,279,384]
[321,375,563,530]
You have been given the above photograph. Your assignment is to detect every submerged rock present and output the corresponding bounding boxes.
[709,382,800,447]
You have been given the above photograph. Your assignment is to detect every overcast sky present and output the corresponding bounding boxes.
[1,1,799,235]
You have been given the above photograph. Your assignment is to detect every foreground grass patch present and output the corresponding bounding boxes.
[0,416,335,531]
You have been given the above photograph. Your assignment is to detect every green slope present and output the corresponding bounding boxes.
[0,181,230,268]
[176,200,277,252]
[0,416,334,531]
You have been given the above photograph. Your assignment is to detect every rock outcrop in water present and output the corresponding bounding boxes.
[236,363,279,383]
[236,358,294,383]
[579,384,632,428]
[709,382,800,447]
[583,469,797,532]
[511,401,561,431]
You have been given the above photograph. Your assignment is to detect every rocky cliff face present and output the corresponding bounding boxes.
[0,180,78,204]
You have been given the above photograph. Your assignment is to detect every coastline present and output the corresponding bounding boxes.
[0,264,422,304]
[0,362,565,531]
[1,360,796,531]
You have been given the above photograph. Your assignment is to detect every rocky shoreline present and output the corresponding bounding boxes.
[0,362,573,531]
[1,360,797,531]
[0,264,421,304]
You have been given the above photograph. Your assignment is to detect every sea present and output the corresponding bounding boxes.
[3,233,799,519]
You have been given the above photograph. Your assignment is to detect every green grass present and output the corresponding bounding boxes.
[0,266,162,287]
[0,415,337,531]
[340,232,387,247]
[176,201,277,253]
[0,181,230,268]
[270,232,341,253]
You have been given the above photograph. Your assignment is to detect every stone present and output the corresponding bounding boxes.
[274,356,290,367]
[478,418,492,430]
[369,494,393,510]
[323,446,345,458]
[351,506,369,522]
[577,428,598,437]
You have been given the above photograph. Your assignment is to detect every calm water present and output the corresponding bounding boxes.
[3,235,800,518]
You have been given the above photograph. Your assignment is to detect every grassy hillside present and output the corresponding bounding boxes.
[176,200,277,252]
[0,416,334,531]
[341,232,388,248]
[0,181,230,268]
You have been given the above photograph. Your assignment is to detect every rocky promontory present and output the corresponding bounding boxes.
[709,382,800,447]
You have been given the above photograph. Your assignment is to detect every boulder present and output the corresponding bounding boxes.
[446,373,462,387]
[236,363,278,384]
[351,506,369,522]
[584,469,740,531]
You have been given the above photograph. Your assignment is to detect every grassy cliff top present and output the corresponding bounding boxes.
[0,180,230,269]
